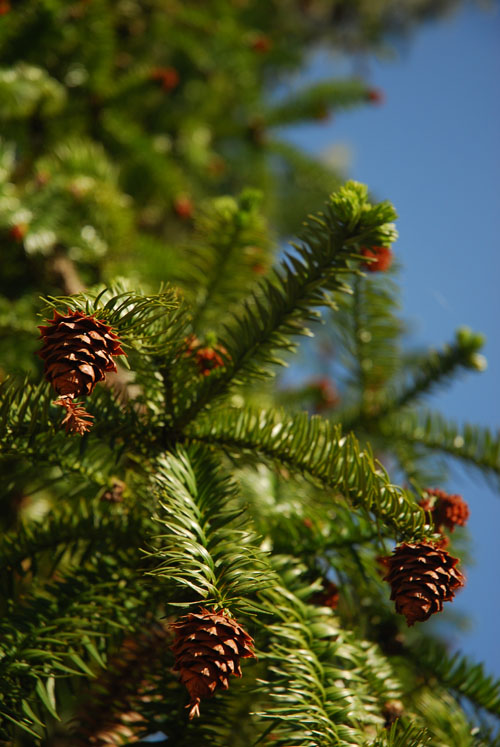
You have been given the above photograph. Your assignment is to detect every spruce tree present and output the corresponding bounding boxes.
[1,2,499,745]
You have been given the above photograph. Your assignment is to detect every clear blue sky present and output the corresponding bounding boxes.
[282,3,500,676]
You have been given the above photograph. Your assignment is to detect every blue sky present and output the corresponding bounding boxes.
[283,3,500,676]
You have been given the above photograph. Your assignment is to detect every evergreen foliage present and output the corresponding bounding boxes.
[0,1,497,745]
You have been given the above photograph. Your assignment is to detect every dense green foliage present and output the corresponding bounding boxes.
[1,1,499,745]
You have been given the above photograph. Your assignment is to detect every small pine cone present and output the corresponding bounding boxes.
[380,542,465,626]
[367,88,385,105]
[170,607,256,719]
[382,699,404,727]
[195,345,228,376]
[311,580,339,610]
[173,195,193,220]
[102,480,126,503]
[54,396,94,435]
[250,34,272,53]
[183,335,228,376]
[150,66,180,91]
[361,245,393,272]
[38,309,125,397]
[9,223,28,242]
[309,377,340,413]
[422,488,470,533]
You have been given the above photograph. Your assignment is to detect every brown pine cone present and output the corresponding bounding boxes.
[150,66,180,91]
[54,396,95,435]
[194,345,228,376]
[38,309,125,397]
[421,488,470,533]
[311,580,339,610]
[382,699,404,727]
[380,542,465,626]
[101,480,126,503]
[183,335,228,376]
[170,607,256,719]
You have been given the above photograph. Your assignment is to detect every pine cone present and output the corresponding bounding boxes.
[54,396,95,435]
[101,480,126,503]
[170,607,256,719]
[194,345,228,376]
[150,66,180,91]
[308,378,340,413]
[311,580,339,610]
[38,309,125,397]
[380,542,465,626]
[421,488,469,532]
[382,699,404,727]
[183,335,228,376]
[361,245,393,272]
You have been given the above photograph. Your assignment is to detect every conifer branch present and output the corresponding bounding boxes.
[146,447,275,613]
[378,411,500,486]
[255,566,401,746]
[0,502,151,582]
[0,562,163,740]
[68,622,170,746]
[264,79,372,127]
[411,638,500,719]
[187,406,429,539]
[343,328,485,431]
[187,190,269,332]
[173,182,398,429]
[370,722,432,747]
[335,272,402,409]
[1,6,495,743]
